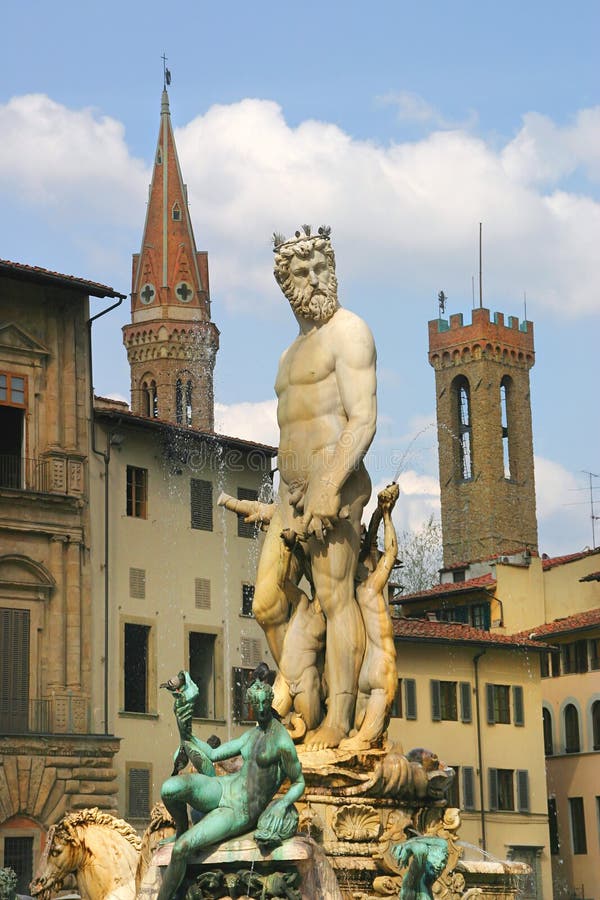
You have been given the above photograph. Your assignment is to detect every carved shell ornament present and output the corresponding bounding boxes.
[332,804,381,841]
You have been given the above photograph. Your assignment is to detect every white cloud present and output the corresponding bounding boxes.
[214,399,278,446]
[0,93,599,318]
[534,455,580,519]
[377,90,477,131]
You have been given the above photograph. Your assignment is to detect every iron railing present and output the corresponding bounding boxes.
[0,696,89,734]
[0,454,49,492]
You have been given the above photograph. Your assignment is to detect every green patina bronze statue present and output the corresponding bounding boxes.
[157,668,305,900]
[392,835,449,900]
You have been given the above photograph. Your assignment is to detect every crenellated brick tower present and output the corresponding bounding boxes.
[428,307,538,568]
[123,88,219,430]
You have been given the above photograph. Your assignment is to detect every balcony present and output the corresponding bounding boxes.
[0,453,84,496]
[0,695,89,735]
[0,455,49,492]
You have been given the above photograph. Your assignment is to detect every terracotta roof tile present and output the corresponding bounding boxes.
[0,258,126,298]
[395,573,496,604]
[541,547,600,570]
[516,607,600,640]
[392,616,544,650]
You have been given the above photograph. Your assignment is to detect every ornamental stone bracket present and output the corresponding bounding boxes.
[0,734,120,830]
[40,451,86,496]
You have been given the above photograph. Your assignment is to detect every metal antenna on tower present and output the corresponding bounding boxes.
[479,222,483,308]
[582,470,599,549]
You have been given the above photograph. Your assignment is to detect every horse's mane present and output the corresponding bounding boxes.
[54,807,142,851]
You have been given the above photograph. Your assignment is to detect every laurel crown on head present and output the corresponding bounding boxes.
[272,224,332,251]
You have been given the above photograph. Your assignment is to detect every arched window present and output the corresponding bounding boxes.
[175,379,183,425]
[592,700,600,751]
[454,376,473,480]
[185,380,193,427]
[500,376,512,479]
[172,202,181,221]
[141,379,158,418]
[543,707,553,756]
[564,703,580,753]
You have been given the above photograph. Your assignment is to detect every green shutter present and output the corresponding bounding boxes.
[431,680,441,721]
[237,487,258,538]
[460,681,472,723]
[191,478,213,530]
[486,683,496,724]
[462,766,475,810]
[404,678,417,720]
[488,768,498,811]
[517,770,530,813]
[513,685,524,726]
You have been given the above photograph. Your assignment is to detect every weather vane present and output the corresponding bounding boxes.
[162,53,171,89]
[438,291,447,316]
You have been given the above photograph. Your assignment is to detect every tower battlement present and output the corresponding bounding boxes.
[428,307,534,369]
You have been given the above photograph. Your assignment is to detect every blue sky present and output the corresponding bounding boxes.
[1,0,598,554]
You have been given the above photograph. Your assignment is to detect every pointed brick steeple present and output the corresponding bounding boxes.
[123,88,219,430]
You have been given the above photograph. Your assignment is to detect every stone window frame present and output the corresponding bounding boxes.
[185,623,225,722]
[119,614,157,718]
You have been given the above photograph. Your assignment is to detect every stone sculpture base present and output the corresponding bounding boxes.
[152,833,342,900]
[291,746,529,899]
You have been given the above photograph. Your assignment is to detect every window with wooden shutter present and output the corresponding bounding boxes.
[128,766,151,818]
[232,666,256,722]
[512,685,524,726]
[190,478,213,531]
[445,766,460,807]
[0,607,30,733]
[462,766,476,810]
[241,584,255,617]
[430,680,441,721]
[548,798,560,855]
[129,567,146,599]
[237,487,258,538]
[517,770,530,813]
[390,679,402,718]
[404,678,417,720]
[460,681,472,723]
[195,578,211,610]
[189,632,217,718]
[126,466,148,518]
[488,768,499,810]
[240,637,262,669]
[569,797,587,854]
[486,683,496,724]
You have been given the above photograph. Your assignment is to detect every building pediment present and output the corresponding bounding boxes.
[0,322,50,360]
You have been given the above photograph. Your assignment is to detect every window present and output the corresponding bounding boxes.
[561,643,576,674]
[564,703,580,753]
[390,679,402,718]
[0,607,30,733]
[591,700,600,751]
[3,836,33,895]
[500,376,513,479]
[404,678,417,720]
[486,684,510,724]
[431,680,457,721]
[543,707,554,755]
[548,798,560,855]
[454,376,473,480]
[438,602,490,631]
[575,640,588,673]
[190,478,213,530]
[512,685,524,726]
[540,652,550,678]
[516,770,530,813]
[589,638,600,670]
[189,632,217,718]
[142,379,158,418]
[237,487,259,538]
[186,627,223,719]
[241,583,255,617]
[126,466,148,518]
[446,766,459,808]
[569,797,587,854]
[0,372,26,490]
[551,651,561,678]
[232,666,257,722]
[127,766,151,819]
[123,623,150,713]
[172,202,181,221]
[489,768,514,811]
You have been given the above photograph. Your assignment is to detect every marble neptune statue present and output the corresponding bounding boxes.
[224,225,385,752]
